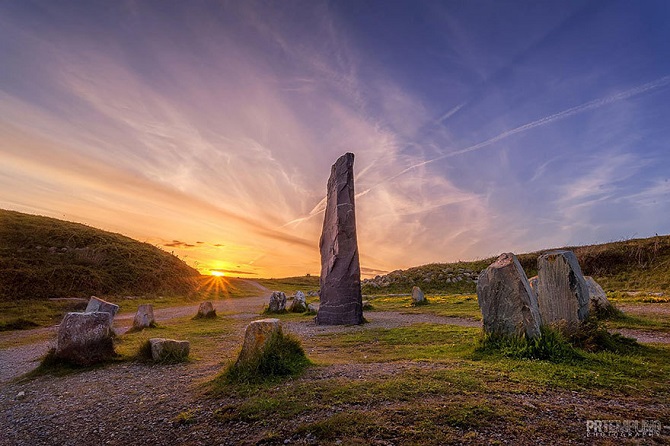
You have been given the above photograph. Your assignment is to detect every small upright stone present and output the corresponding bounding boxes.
[316,153,364,325]
[536,250,590,331]
[476,253,541,339]
[195,301,216,319]
[149,338,190,362]
[307,303,319,314]
[584,276,613,314]
[237,318,281,363]
[132,304,156,331]
[267,291,287,313]
[289,291,307,313]
[411,286,427,305]
[85,296,119,319]
[55,312,116,365]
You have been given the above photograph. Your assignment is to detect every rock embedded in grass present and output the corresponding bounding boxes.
[411,286,426,305]
[584,276,613,314]
[289,291,307,313]
[132,304,156,330]
[85,296,119,319]
[195,301,216,319]
[536,250,590,332]
[267,291,287,313]
[316,153,364,325]
[149,338,190,362]
[55,312,116,365]
[237,318,281,364]
[476,253,541,339]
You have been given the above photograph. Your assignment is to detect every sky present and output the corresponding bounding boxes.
[1,0,669,278]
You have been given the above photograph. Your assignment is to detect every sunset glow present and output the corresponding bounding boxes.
[1,2,668,278]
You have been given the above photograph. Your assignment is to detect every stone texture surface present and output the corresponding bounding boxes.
[85,296,119,319]
[307,303,319,314]
[528,276,539,293]
[316,153,364,325]
[195,301,216,318]
[237,318,281,363]
[536,250,590,331]
[149,338,190,361]
[476,253,541,338]
[289,291,307,313]
[132,304,156,330]
[55,312,115,365]
[584,276,613,313]
[267,291,287,313]
[411,286,426,305]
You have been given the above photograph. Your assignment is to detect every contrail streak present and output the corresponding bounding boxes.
[374,74,670,187]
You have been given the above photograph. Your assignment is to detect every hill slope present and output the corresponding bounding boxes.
[0,210,200,300]
[363,235,670,294]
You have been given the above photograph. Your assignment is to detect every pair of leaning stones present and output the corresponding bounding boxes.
[476,250,611,338]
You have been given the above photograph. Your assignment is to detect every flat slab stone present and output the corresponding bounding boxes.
[237,318,281,364]
[536,250,590,332]
[55,312,115,365]
[316,153,363,325]
[476,253,541,338]
[149,338,190,361]
[85,296,119,319]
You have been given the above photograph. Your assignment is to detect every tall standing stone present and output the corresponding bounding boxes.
[536,250,590,331]
[316,153,364,325]
[476,253,541,339]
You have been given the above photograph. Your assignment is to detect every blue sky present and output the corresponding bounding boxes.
[1,0,669,277]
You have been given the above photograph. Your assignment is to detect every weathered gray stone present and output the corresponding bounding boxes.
[289,291,307,313]
[411,286,426,305]
[316,153,364,325]
[267,291,287,313]
[237,318,281,363]
[476,253,541,339]
[55,312,115,365]
[536,250,590,331]
[149,338,190,361]
[195,301,216,318]
[584,276,613,314]
[132,304,155,330]
[85,296,119,319]
[307,303,319,314]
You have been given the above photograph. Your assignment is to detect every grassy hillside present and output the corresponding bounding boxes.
[363,234,670,295]
[0,209,201,300]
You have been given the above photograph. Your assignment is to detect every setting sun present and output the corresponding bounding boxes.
[210,271,225,277]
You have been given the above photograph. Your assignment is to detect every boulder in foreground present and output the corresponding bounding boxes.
[237,318,282,364]
[55,312,116,365]
[476,253,541,339]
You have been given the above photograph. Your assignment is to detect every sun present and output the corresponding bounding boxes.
[210,270,225,277]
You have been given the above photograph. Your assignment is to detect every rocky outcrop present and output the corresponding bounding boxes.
[237,318,281,364]
[195,302,216,319]
[149,338,190,362]
[289,291,307,313]
[536,250,590,331]
[55,312,116,365]
[476,253,541,339]
[584,276,613,314]
[132,304,156,331]
[316,153,363,325]
[411,286,427,305]
[85,296,119,319]
[267,291,287,313]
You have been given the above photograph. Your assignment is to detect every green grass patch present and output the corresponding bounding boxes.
[475,327,580,362]
[0,317,39,331]
[366,294,481,320]
[217,331,311,384]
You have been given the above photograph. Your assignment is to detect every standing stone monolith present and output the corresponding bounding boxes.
[476,253,541,339]
[289,291,307,313]
[132,304,156,331]
[411,286,427,305]
[316,153,364,325]
[267,291,287,313]
[536,250,590,331]
[55,312,116,365]
[584,276,613,315]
